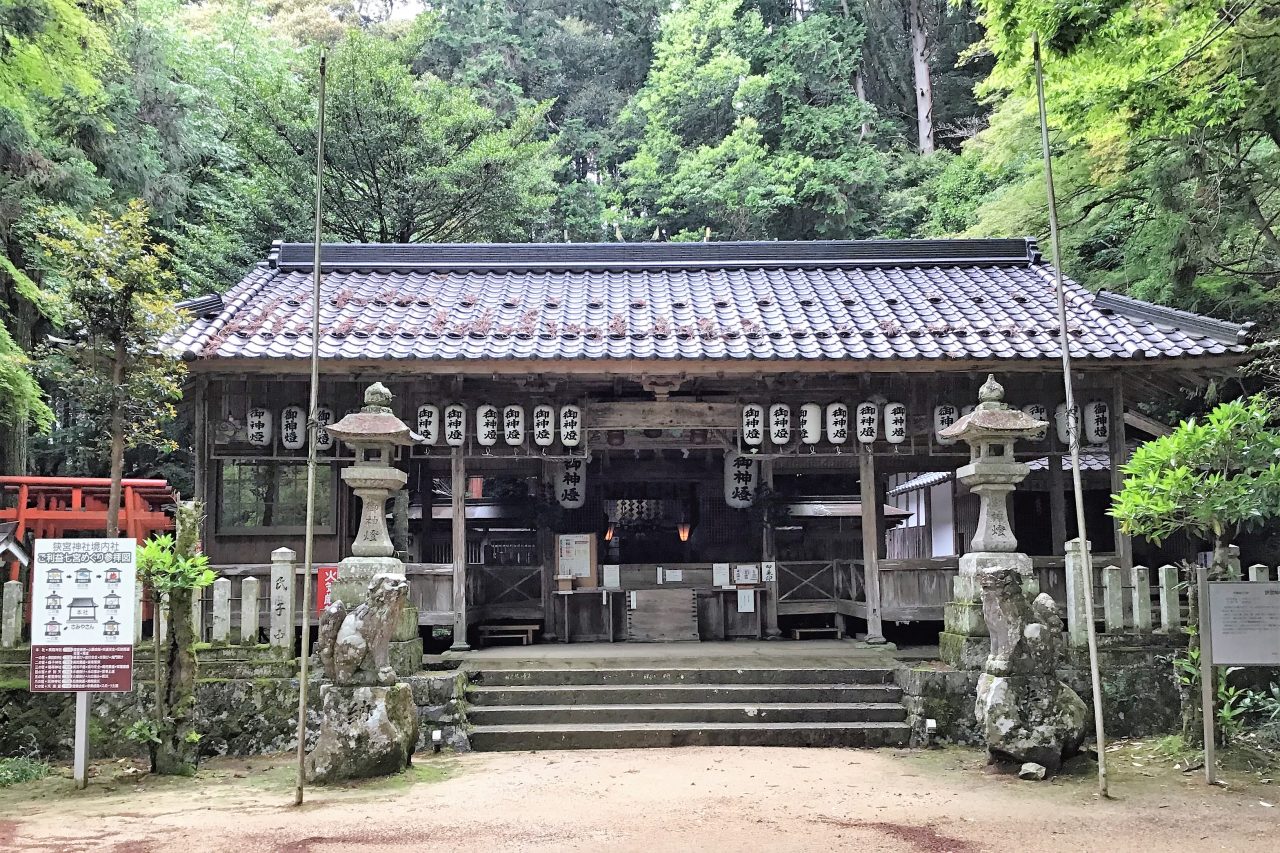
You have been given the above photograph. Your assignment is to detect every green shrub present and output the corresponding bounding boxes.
[0,756,50,788]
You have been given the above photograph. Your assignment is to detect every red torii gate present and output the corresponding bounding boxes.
[0,476,175,582]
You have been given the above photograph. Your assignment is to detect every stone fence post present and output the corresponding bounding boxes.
[211,577,232,644]
[241,576,261,645]
[270,547,296,654]
[1156,565,1181,633]
[1064,538,1090,648]
[1130,564,1152,632]
[1,579,22,648]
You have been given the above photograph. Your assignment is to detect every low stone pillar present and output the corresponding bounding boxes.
[211,578,232,644]
[1101,565,1124,632]
[1,580,22,648]
[133,582,145,645]
[1063,539,1090,648]
[1130,565,1152,633]
[157,592,169,643]
[270,547,296,653]
[1156,564,1181,634]
[1226,545,1242,581]
[240,576,261,645]
[191,589,204,643]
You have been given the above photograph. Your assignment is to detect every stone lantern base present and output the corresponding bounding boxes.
[305,682,419,783]
[940,552,1035,670]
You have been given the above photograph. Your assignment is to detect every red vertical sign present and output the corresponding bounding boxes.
[316,565,339,612]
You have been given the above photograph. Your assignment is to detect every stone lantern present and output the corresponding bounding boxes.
[938,375,1047,669]
[324,382,420,608]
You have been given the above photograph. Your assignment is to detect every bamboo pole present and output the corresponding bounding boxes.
[1034,33,1109,798]
[295,49,327,807]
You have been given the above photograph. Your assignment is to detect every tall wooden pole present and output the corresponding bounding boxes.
[761,458,779,637]
[294,49,326,807]
[450,448,470,651]
[1034,33,1108,797]
[859,445,885,644]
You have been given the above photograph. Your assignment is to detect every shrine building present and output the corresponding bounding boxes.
[173,239,1252,646]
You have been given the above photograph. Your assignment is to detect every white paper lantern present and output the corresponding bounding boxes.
[769,403,791,445]
[314,407,334,451]
[280,405,306,450]
[724,453,758,509]
[246,406,273,447]
[825,402,850,444]
[1018,402,1049,435]
[559,404,582,448]
[416,404,440,445]
[854,401,878,444]
[934,404,959,446]
[555,458,586,509]
[503,405,525,446]
[799,403,822,444]
[477,404,500,446]
[741,403,765,447]
[884,402,907,445]
[532,404,555,447]
[444,404,467,447]
[1054,403,1080,446]
[1084,401,1110,445]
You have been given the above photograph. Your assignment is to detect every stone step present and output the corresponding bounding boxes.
[468,701,907,726]
[468,721,912,751]
[472,667,896,687]
[468,683,902,706]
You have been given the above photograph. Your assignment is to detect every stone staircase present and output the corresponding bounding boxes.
[466,665,910,750]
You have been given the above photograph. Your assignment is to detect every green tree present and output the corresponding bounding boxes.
[136,506,215,776]
[35,200,186,536]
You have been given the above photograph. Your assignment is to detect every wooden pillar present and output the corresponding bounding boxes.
[539,462,556,639]
[1048,452,1067,555]
[449,448,470,651]
[1109,374,1132,569]
[859,445,885,644]
[761,458,780,638]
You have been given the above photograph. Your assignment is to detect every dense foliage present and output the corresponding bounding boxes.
[0,0,1276,475]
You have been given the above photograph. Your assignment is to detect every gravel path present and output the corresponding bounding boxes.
[1,745,1275,852]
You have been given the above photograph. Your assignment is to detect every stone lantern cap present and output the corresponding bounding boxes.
[938,375,1047,442]
[325,382,422,447]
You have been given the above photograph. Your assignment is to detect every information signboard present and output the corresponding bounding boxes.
[1207,581,1280,666]
[30,538,136,693]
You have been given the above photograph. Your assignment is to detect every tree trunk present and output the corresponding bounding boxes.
[153,501,203,776]
[908,0,935,155]
[1179,561,1202,745]
[106,339,127,538]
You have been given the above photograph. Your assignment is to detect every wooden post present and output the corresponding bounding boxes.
[1048,452,1067,555]
[1109,374,1132,569]
[450,448,470,651]
[539,462,556,640]
[193,377,208,521]
[858,445,885,644]
[761,458,780,638]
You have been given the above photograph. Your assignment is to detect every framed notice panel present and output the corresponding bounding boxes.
[30,538,137,692]
[1207,581,1280,665]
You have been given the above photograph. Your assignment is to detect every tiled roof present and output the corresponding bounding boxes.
[888,451,1117,496]
[174,240,1251,364]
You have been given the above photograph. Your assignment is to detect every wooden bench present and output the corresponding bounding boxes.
[790,625,843,641]
[477,623,540,646]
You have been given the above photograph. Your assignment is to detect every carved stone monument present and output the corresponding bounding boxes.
[974,567,1087,774]
[306,574,420,782]
[322,383,423,674]
[938,375,1046,669]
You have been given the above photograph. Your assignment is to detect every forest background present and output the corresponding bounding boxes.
[1,0,1277,484]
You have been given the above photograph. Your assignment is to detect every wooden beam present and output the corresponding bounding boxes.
[1124,409,1172,437]
[760,458,780,637]
[449,448,470,651]
[539,461,556,640]
[588,401,739,430]
[1110,374,1133,570]
[1048,453,1067,555]
[858,444,885,643]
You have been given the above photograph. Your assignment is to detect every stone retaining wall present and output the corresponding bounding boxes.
[0,655,471,760]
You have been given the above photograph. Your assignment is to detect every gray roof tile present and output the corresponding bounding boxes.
[174,240,1251,364]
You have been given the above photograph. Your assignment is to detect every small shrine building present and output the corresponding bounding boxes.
[173,239,1252,645]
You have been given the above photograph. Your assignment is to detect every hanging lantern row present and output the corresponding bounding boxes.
[417,403,583,448]
[931,401,1109,446]
[246,405,334,450]
[742,401,907,447]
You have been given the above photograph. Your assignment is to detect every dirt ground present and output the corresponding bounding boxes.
[1,743,1276,853]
